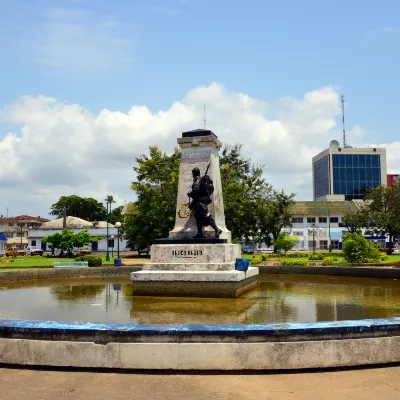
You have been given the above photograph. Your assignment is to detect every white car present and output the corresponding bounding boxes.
[25,246,44,256]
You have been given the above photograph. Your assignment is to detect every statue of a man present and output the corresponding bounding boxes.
[188,167,222,239]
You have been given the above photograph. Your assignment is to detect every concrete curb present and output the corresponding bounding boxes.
[0,318,399,370]
[0,266,143,283]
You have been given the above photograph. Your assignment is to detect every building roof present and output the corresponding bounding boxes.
[39,217,114,230]
[0,215,49,223]
[40,216,93,230]
[290,201,359,216]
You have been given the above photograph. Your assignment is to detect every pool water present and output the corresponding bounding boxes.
[0,274,399,324]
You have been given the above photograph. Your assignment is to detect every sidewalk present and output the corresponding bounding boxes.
[0,365,399,400]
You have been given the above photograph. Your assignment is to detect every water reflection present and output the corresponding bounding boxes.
[0,274,398,324]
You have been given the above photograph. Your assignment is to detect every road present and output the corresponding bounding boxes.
[0,365,399,400]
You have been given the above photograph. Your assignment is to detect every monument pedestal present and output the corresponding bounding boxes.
[130,129,259,298]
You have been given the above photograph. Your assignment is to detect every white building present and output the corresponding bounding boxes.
[28,216,127,253]
[312,140,387,201]
[278,201,391,251]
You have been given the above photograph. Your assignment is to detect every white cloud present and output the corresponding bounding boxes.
[0,83,397,218]
[31,7,134,74]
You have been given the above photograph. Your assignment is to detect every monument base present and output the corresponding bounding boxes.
[131,268,259,298]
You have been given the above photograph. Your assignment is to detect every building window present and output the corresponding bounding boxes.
[8,223,14,226]
[308,240,316,250]
[332,153,381,200]
[307,217,316,224]
[108,239,115,248]
[31,240,36,247]
[319,217,327,223]
[319,240,328,250]
[330,217,339,223]
[293,231,303,236]
[331,240,340,249]
[291,217,303,224]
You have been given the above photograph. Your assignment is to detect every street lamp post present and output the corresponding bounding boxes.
[106,203,110,262]
[308,224,317,254]
[115,222,121,260]
[111,235,114,258]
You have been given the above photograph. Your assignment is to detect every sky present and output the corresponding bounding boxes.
[0,0,399,218]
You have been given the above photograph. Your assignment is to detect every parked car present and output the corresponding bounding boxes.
[242,246,253,254]
[25,246,44,256]
[5,248,25,257]
[76,249,91,256]
[138,247,150,256]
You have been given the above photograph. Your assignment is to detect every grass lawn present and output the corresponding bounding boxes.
[0,255,115,269]
[241,253,400,266]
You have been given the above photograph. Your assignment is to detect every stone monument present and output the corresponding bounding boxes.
[131,129,259,298]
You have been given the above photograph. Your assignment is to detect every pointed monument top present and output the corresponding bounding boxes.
[182,129,217,138]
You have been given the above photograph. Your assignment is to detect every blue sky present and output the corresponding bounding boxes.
[0,0,399,216]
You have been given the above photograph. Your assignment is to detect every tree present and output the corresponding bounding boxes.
[42,229,100,257]
[259,190,295,246]
[125,146,181,250]
[342,232,380,263]
[342,208,370,233]
[50,195,107,221]
[125,143,295,249]
[110,206,123,225]
[104,195,116,219]
[220,144,273,242]
[273,232,296,254]
[364,184,400,254]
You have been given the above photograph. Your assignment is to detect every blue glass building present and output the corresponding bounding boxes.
[313,141,386,201]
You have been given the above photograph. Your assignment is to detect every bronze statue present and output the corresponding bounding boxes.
[188,165,222,239]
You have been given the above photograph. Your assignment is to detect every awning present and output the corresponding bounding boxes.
[329,232,342,238]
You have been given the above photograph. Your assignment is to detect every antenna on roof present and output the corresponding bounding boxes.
[341,94,347,148]
[203,104,206,129]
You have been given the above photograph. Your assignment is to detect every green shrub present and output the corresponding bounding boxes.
[322,256,334,266]
[309,253,324,261]
[342,233,381,263]
[251,256,263,265]
[380,253,389,262]
[283,253,309,258]
[280,258,308,266]
[260,254,268,261]
[75,255,102,267]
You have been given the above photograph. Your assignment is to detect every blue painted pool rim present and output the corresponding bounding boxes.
[0,318,399,338]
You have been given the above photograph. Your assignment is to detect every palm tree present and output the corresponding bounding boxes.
[104,195,116,261]
[104,195,116,217]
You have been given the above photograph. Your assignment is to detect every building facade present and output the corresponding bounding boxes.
[28,216,127,253]
[312,140,387,201]
[387,174,400,187]
[0,215,49,249]
[255,201,395,252]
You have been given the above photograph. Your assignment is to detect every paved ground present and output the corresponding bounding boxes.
[0,365,399,400]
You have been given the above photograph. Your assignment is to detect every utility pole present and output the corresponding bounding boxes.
[341,94,346,148]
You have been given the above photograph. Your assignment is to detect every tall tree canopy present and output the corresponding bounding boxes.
[50,195,107,221]
[124,146,181,250]
[364,184,400,253]
[125,144,295,249]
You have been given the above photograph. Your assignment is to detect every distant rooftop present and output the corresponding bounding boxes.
[290,201,359,215]
[0,215,49,223]
[182,129,217,138]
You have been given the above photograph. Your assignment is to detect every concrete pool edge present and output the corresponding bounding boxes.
[0,318,399,370]
[258,265,400,278]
